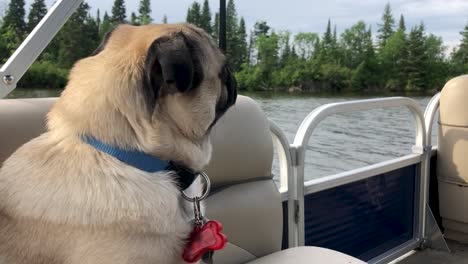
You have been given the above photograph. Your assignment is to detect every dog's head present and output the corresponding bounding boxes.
[48,24,237,170]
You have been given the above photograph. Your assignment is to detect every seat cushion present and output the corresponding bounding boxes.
[205,180,283,263]
[247,246,366,264]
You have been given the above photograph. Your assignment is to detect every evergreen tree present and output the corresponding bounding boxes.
[350,26,378,91]
[162,14,168,24]
[398,14,406,32]
[186,2,201,27]
[452,22,468,74]
[320,19,335,60]
[380,27,407,90]
[57,2,98,68]
[237,17,248,66]
[404,23,427,91]
[138,0,152,25]
[1,0,26,42]
[341,21,371,69]
[256,31,279,90]
[254,21,270,37]
[131,12,139,25]
[212,12,219,41]
[200,0,212,34]
[226,0,239,70]
[27,0,47,32]
[425,34,448,89]
[377,3,395,48]
[279,31,291,66]
[96,9,101,32]
[101,11,112,38]
[111,0,126,25]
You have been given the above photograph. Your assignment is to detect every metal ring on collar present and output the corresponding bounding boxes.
[180,171,211,202]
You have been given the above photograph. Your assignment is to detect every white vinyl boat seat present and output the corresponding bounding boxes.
[204,95,366,263]
[0,96,366,264]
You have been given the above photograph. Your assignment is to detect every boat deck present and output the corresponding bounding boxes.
[397,240,468,264]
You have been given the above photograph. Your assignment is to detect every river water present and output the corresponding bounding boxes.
[6,89,439,181]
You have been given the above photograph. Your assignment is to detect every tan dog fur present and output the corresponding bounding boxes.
[0,23,235,264]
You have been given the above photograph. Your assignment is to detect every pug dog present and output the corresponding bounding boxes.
[0,23,237,264]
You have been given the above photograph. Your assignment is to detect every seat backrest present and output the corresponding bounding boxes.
[204,96,282,263]
[0,95,283,263]
[0,97,57,165]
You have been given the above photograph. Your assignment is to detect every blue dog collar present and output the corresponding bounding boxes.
[81,135,197,190]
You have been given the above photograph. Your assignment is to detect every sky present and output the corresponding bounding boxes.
[27,0,468,52]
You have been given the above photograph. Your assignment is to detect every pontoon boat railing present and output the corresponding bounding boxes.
[270,97,441,263]
[424,92,440,147]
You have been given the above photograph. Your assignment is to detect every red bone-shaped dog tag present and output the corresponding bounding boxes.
[182,220,227,263]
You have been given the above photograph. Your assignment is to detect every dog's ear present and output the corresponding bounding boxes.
[143,32,196,111]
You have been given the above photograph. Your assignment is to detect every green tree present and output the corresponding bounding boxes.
[186,2,201,27]
[100,11,112,38]
[317,19,339,63]
[138,0,152,25]
[425,34,448,89]
[57,2,98,68]
[96,9,101,31]
[162,14,168,24]
[350,27,378,91]
[237,17,248,66]
[226,0,239,68]
[256,32,279,90]
[452,22,468,74]
[379,28,407,90]
[294,32,319,59]
[398,14,406,32]
[1,0,26,44]
[200,0,212,34]
[254,20,270,37]
[27,0,47,32]
[212,12,219,41]
[130,12,139,25]
[404,24,427,92]
[340,21,373,69]
[377,3,395,48]
[111,0,126,25]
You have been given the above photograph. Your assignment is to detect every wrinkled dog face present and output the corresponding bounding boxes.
[65,23,238,168]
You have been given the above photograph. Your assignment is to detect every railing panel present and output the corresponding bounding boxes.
[304,164,417,261]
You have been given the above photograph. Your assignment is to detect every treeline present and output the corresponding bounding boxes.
[187,1,468,93]
[0,0,467,93]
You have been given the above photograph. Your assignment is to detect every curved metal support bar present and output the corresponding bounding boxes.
[269,120,299,247]
[291,97,428,246]
[424,92,440,147]
[270,121,293,192]
[0,0,83,98]
[292,97,426,149]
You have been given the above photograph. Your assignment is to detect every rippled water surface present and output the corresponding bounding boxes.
[7,89,439,181]
[250,94,438,181]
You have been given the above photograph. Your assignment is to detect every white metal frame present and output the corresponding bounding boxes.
[270,121,299,248]
[0,0,83,98]
[287,97,429,263]
[424,92,440,147]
